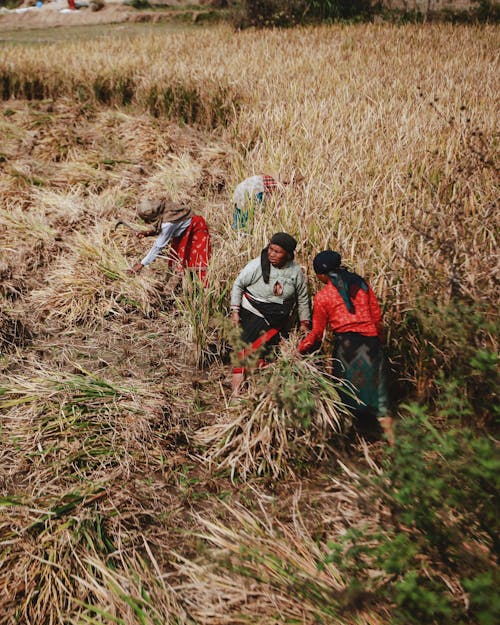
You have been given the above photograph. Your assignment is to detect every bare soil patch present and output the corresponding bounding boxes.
[0,3,211,32]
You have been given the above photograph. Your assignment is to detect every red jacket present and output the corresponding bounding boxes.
[298,280,383,353]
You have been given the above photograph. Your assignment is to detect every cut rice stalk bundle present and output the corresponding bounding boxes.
[0,494,111,625]
[27,227,161,327]
[97,109,177,163]
[0,366,163,489]
[143,153,203,202]
[30,187,87,230]
[0,487,187,625]
[0,203,65,295]
[47,160,115,192]
[0,203,57,244]
[176,498,384,625]
[75,551,189,625]
[196,349,352,479]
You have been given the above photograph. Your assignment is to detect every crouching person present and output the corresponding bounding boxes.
[128,197,211,289]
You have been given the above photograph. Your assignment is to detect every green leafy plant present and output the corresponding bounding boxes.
[320,405,500,624]
[395,298,498,425]
[231,0,372,28]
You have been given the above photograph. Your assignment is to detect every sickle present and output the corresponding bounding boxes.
[114,220,135,232]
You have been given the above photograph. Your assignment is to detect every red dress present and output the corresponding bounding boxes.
[169,215,211,284]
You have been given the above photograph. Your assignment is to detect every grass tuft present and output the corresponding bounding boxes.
[197,344,351,479]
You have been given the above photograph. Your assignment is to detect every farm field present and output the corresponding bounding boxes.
[0,21,200,43]
[0,22,498,625]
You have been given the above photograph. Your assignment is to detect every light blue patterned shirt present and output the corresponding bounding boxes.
[141,219,191,266]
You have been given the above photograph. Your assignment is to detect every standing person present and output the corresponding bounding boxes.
[127,197,211,288]
[232,174,296,231]
[298,251,394,444]
[231,232,310,395]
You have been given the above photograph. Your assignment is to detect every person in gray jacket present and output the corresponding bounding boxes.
[230,232,310,395]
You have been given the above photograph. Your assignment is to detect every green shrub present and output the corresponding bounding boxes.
[232,0,373,28]
[321,406,500,624]
[127,0,151,9]
[394,298,498,426]
[472,0,500,22]
[306,0,373,21]
[0,0,23,9]
[231,0,301,28]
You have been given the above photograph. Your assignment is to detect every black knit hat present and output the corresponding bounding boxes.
[313,250,341,275]
[261,232,297,284]
[269,232,297,255]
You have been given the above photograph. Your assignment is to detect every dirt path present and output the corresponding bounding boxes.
[0,2,213,32]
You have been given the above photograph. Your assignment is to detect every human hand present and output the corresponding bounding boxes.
[231,311,240,327]
[127,262,144,275]
[300,320,310,334]
[136,229,153,239]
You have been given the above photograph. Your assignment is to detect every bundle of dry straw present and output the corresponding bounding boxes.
[196,343,352,479]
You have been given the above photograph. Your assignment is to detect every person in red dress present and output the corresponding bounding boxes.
[127,197,211,288]
[298,250,394,444]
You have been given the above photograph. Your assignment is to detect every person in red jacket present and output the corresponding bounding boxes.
[298,250,393,444]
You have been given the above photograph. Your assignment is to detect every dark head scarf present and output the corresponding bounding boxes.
[313,250,368,313]
[261,232,297,284]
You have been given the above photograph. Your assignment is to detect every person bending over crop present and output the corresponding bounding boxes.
[298,250,394,444]
[128,197,211,288]
[230,232,310,395]
[231,173,304,231]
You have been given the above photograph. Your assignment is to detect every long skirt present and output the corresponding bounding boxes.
[170,215,211,283]
[232,308,284,375]
[232,192,264,231]
[332,332,388,420]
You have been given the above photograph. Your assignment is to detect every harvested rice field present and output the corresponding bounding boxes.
[0,22,498,625]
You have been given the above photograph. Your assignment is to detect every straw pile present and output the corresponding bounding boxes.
[197,346,352,479]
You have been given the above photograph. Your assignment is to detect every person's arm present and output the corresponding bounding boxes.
[298,292,328,354]
[230,260,259,325]
[135,228,157,239]
[295,267,311,328]
[140,222,178,267]
[127,222,180,275]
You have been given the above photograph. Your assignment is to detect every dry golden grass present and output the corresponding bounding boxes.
[175,472,390,625]
[196,345,352,479]
[0,22,497,625]
[27,225,161,327]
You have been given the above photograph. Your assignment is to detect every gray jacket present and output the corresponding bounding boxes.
[231,257,310,323]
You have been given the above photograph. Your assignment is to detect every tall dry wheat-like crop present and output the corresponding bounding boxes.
[0,22,497,625]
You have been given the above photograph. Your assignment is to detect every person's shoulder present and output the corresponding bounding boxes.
[236,175,261,186]
[288,260,305,273]
[191,214,205,224]
[315,283,333,302]
[241,256,261,272]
